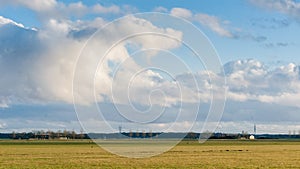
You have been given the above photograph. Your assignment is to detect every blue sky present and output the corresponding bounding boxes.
[0,0,300,134]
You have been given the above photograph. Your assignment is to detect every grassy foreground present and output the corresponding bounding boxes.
[0,139,299,168]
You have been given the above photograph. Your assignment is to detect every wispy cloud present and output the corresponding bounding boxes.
[250,0,300,20]
[264,42,290,48]
[0,16,25,28]
[169,7,269,41]
[0,122,7,129]
[0,0,57,12]
[194,13,233,38]
[169,7,234,38]
[153,6,168,13]
[251,17,291,29]
[92,4,120,14]
[0,0,136,22]
[170,8,193,19]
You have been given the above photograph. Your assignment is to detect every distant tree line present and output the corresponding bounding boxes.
[3,130,89,140]
[1,131,300,140]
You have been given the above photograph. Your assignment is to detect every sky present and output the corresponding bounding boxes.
[0,0,300,134]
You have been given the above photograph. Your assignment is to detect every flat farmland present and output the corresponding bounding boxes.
[0,139,299,169]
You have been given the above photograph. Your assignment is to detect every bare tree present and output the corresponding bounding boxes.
[80,129,84,139]
[63,130,68,138]
[57,130,61,138]
[71,130,76,139]
[12,131,16,139]
[149,130,153,139]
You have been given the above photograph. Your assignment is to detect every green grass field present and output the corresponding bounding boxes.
[0,139,300,168]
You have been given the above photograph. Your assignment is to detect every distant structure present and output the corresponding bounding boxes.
[118,126,122,134]
[251,123,256,140]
